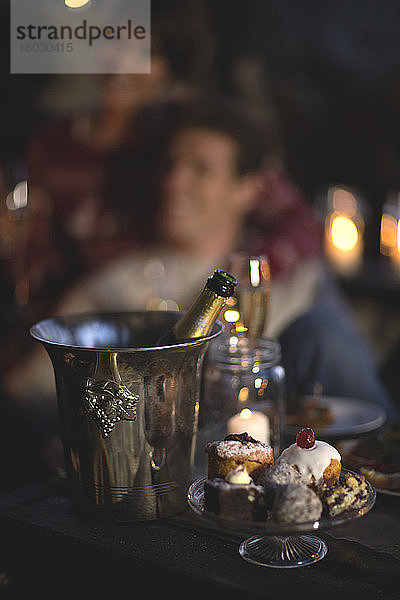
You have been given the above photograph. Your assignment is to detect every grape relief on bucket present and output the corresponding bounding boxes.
[83,377,139,438]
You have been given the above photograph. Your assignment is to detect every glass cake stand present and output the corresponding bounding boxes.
[187,469,375,569]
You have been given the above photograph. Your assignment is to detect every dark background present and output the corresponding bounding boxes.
[4,1,400,204]
[213,1,400,196]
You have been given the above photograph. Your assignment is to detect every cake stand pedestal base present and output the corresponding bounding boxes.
[239,534,328,568]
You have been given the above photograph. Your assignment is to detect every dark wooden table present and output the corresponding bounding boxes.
[0,477,399,599]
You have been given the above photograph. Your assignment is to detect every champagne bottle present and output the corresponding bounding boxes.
[157,269,237,345]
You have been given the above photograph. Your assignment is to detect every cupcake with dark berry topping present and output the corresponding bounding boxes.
[277,428,341,486]
[205,432,273,481]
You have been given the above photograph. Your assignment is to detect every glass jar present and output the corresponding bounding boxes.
[199,337,286,459]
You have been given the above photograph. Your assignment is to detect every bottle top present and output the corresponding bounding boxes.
[206,270,237,297]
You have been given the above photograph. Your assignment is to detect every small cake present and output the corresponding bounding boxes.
[205,432,274,481]
[272,482,323,525]
[319,471,370,517]
[277,428,341,486]
[204,465,267,521]
[257,462,308,509]
[257,462,307,487]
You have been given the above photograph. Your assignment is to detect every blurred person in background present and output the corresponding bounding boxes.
[56,96,399,423]
[5,95,397,481]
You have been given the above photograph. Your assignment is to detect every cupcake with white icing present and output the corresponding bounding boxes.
[277,428,341,486]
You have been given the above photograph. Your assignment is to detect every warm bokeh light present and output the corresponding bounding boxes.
[380,196,400,275]
[249,258,261,287]
[145,297,179,311]
[331,188,358,217]
[380,213,398,256]
[65,0,91,7]
[331,215,359,251]
[238,388,249,403]
[224,309,240,323]
[324,205,364,276]
[397,220,400,253]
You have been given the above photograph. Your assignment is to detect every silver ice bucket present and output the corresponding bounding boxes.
[30,311,222,522]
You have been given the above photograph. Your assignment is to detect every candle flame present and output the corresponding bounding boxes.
[331,215,359,251]
[65,0,90,7]
[240,408,252,419]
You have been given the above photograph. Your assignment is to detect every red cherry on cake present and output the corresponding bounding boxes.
[296,427,315,449]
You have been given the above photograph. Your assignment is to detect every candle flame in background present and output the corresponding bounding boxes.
[324,186,364,276]
[380,194,400,274]
[227,407,270,445]
[331,215,359,251]
[65,0,91,8]
[240,408,252,419]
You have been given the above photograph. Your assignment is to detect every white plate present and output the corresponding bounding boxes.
[285,396,387,438]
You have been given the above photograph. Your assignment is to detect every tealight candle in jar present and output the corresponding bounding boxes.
[227,408,270,444]
[201,337,284,456]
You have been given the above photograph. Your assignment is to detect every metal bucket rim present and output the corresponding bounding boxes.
[30,310,224,352]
